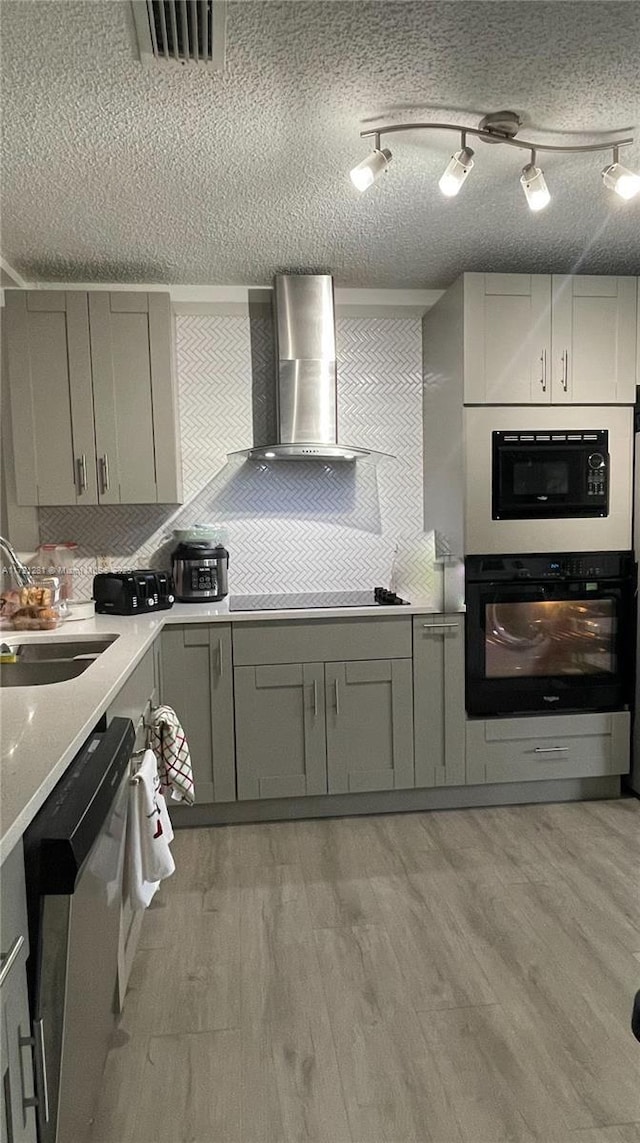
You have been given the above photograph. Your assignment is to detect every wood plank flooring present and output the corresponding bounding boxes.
[91,799,640,1143]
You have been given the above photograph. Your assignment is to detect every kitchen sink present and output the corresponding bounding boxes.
[14,638,116,663]
[0,636,117,686]
[0,660,93,687]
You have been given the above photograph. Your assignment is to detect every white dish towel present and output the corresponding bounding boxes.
[127,748,176,910]
[150,705,195,805]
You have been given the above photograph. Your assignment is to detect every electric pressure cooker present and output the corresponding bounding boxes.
[171,541,229,602]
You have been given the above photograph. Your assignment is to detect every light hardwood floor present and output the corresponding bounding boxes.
[91,799,640,1143]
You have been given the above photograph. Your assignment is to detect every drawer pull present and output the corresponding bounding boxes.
[217,639,224,678]
[422,622,459,630]
[0,934,24,988]
[313,679,318,717]
[533,746,569,754]
[334,677,341,715]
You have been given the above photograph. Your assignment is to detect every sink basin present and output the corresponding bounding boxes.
[0,636,117,686]
[15,638,116,663]
[0,660,93,687]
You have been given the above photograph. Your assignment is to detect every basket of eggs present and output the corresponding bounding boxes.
[0,579,62,631]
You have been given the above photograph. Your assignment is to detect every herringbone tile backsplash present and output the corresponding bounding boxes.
[39,315,437,603]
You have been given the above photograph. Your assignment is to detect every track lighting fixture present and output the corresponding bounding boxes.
[349,111,637,212]
[601,147,640,200]
[520,152,550,212]
[350,143,392,192]
[439,135,475,197]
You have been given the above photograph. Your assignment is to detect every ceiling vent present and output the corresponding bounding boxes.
[131,1,226,67]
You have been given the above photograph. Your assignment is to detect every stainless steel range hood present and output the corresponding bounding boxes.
[231,274,387,462]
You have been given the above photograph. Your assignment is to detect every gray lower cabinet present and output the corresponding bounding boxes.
[466,710,630,784]
[325,659,414,793]
[234,655,414,800]
[413,614,465,787]
[0,844,38,1143]
[160,624,236,804]
[234,663,327,799]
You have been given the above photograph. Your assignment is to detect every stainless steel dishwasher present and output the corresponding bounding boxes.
[23,717,135,1143]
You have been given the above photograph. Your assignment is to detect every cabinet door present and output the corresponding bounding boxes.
[234,663,327,800]
[413,615,465,788]
[325,659,414,794]
[160,624,236,804]
[1,982,37,1143]
[551,276,637,404]
[463,273,552,404]
[5,290,97,505]
[89,292,156,503]
[88,292,182,504]
[0,844,37,1143]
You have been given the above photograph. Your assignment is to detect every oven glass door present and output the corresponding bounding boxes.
[492,441,607,520]
[466,580,632,715]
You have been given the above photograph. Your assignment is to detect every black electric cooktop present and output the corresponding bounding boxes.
[229,588,410,612]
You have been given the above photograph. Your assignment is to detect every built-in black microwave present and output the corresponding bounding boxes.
[492,429,609,521]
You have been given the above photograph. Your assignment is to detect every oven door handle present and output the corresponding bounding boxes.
[533,746,569,753]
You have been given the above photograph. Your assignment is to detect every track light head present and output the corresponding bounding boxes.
[439,146,475,197]
[350,148,392,192]
[520,160,550,212]
[601,159,640,201]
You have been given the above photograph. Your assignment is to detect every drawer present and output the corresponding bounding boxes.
[232,617,412,666]
[1,841,29,962]
[466,711,630,785]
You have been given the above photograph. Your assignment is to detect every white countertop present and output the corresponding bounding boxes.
[0,598,442,863]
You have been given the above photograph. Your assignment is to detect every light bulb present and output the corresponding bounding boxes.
[350,148,392,192]
[520,163,550,212]
[601,161,640,201]
[264,451,275,459]
[439,147,475,197]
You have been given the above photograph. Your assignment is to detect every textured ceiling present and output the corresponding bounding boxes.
[1,0,639,288]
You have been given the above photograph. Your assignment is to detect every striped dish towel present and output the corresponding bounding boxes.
[149,705,195,805]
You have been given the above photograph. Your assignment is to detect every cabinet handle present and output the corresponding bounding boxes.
[99,453,110,494]
[0,934,24,988]
[75,453,87,494]
[562,349,569,392]
[217,639,223,677]
[422,622,459,630]
[20,1018,49,1124]
[533,746,568,753]
[539,350,546,393]
[313,680,318,717]
[334,677,340,715]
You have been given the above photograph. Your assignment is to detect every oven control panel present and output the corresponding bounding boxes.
[467,551,633,582]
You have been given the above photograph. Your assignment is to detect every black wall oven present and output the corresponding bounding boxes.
[492,429,609,520]
[465,551,635,717]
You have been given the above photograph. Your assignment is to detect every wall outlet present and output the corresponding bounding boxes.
[96,554,111,573]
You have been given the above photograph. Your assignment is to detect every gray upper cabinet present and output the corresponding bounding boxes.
[463,273,552,405]
[413,614,465,788]
[462,273,637,406]
[325,659,414,794]
[551,276,637,405]
[5,290,97,505]
[234,662,327,800]
[89,292,182,504]
[4,289,182,506]
[160,625,236,804]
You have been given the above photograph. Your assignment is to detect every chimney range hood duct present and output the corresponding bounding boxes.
[231,274,389,462]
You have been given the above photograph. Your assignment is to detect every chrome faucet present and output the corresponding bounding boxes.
[0,535,34,588]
